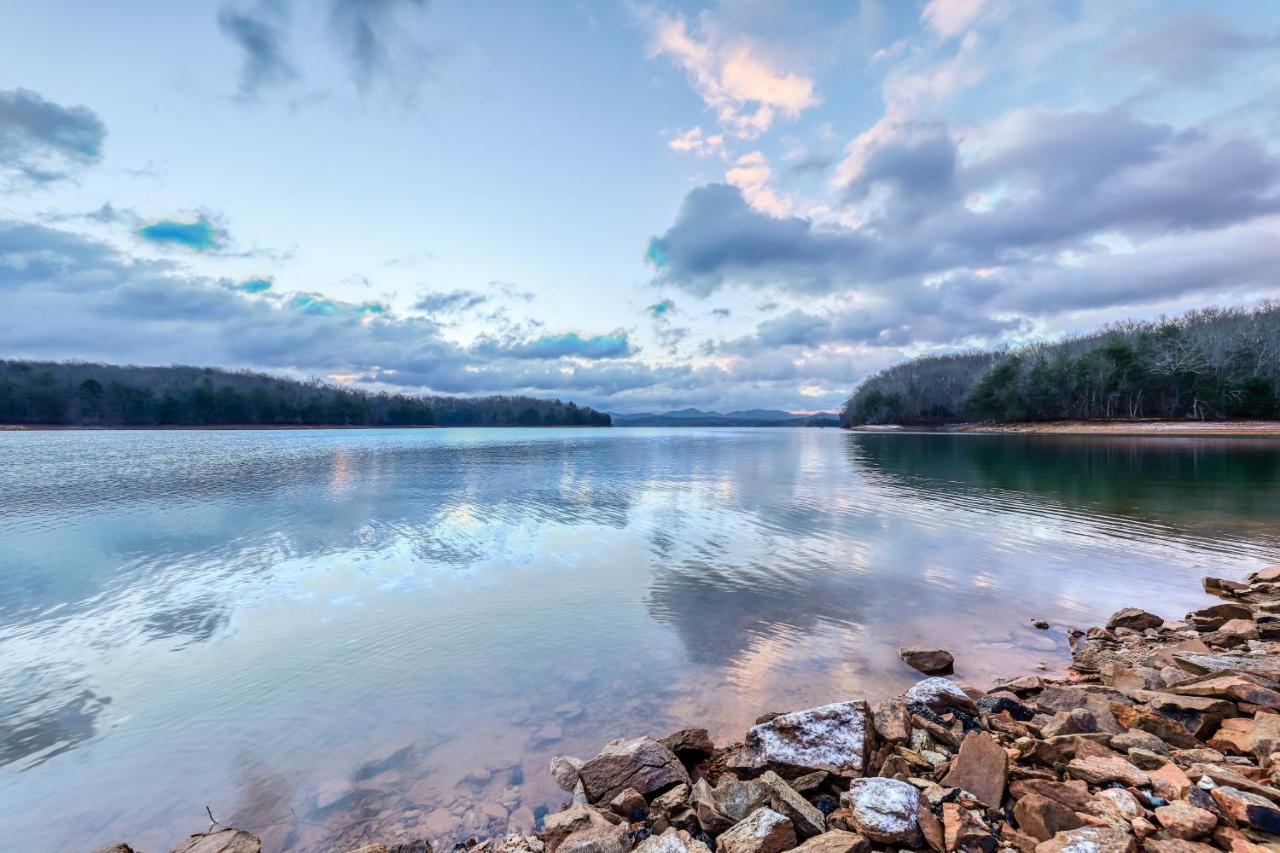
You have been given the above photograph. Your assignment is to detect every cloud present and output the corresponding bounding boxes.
[725,150,788,215]
[413,288,489,314]
[471,331,635,361]
[218,0,297,99]
[235,277,273,293]
[136,216,228,252]
[647,298,676,318]
[328,0,435,99]
[1104,11,1280,87]
[667,126,725,158]
[644,9,818,139]
[0,88,106,185]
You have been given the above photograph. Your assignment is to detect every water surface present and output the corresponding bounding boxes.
[1,428,1277,850]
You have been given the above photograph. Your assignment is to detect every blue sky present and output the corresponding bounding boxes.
[1,1,1278,413]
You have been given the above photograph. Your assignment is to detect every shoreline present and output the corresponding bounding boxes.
[114,559,1280,853]
[854,420,1280,437]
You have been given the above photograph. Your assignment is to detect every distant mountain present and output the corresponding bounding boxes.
[611,408,839,427]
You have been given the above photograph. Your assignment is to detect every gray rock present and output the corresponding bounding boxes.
[903,678,977,716]
[717,808,797,853]
[633,829,710,853]
[578,737,690,804]
[171,829,262,853]
[551,756,585,792]
[846,777,921,845]
[713,778,771,823]
[746,700,871,776]
[558,823,630,853]
[759,770,826,838]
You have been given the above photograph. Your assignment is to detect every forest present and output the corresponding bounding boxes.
[0,360,612,427]
[842,303,1280,427]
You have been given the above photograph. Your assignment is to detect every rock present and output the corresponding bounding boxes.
[1009,779,1092,812]
[758,770,825,838]
[551,756,585,792]
[789,830,869,853]
[1110,728,1169,754]
[1137,691,1235,740]
[1013,793,1083,842]
[1065,755,1148,787]
[633,829,710,853]
[1033,620,1050,630]
[942,802,996,853]
[1154,802,1217,840]
[689,777,733,835]
[1251,709,1280,760]
[846,777,921,845]
[1143,841,1219,853]
[348,844,432,853]
[899,646,955,674]
[940,730,1007,808]
[171,830,262,853]
[716,808,796,853]
[1172,652,1280,682]
[872,699,912,744]
[709,778,769,824]
[1209,786,1280,834]
[1092,788,1142,825]
[917,804,945,853]
[93,846,137,853]
[578,737,690,804]
[1033,826,1135,853]
[1171,673,1280,710]
[1209,717,1257,755]
[746,700,871,776]
[608,788,647,821]
[1106,607,1164,631]
[1041,709,1101,739]
[558,823,630,853]
[543,805,611,853]
[650,784,690,817]
[660,729,714,763]
[904,677,978,716]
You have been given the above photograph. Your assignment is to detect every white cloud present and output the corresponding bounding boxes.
[667,126,726,158]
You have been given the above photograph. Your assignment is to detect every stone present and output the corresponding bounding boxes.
[904,677,978,716]
[1172,674,1280,710]
[872,699,912,744]
[1009,780,1092,812]
[650,784,690,817]
[713,779,771,823]
[93,846,137,853]
[790,830,869,853]
[1110,728,1168,754]
[171,830,262,853]
[1040,709,1100,739]
[633,829,710,853]
[660,729,714,763]
[578,737,690,804]
[1252,710,1280,760]
[1209,786,1280,834]
[940,730,1007,808]
[759,770,825,838]
[942,802,996,853]
[1033,620,1051,630]
[1106,608,1164,631]
[348,844,432,853]
[1033,826,1135,853]
[1065,755,1148,787]
[1148,762,1194,801]
[1091,788,1142,825]
[746,700,871,776]
[917,804,944,853]
[899,646,955,674]
[1173,652,1280,682]
[557,823,630,853]
[1209,717,1257,755]
[608,788,647,821]
[716,808,796,853]
[846,777,920,845]
[1143,841,1218,853]
[688,778,732,835]
[1154,802,1217,840]
[1137,691,1235,739]
[551,756,585,792]
[1013,793,1083,842]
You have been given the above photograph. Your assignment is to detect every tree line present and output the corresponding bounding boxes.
[842,303,1280,426]
[0,360,612,428]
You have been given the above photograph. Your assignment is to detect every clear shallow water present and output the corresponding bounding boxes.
[1,428,1278,851]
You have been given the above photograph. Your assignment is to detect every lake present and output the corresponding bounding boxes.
[1,428,1278,851]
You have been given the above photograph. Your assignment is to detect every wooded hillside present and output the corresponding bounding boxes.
[842,303,1280,426]
[0,360,612,427]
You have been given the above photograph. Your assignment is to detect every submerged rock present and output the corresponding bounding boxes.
[898,646,955,674]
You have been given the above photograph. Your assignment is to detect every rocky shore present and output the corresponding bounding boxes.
[99,563,1280,853]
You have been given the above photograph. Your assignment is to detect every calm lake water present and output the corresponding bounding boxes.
[1,428,1278,851]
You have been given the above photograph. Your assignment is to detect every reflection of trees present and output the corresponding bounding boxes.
[847,433,1280,542]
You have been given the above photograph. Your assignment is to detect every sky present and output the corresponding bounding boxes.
[1,0,1279,414]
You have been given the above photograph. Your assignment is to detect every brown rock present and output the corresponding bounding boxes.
[789,830,869,853]
[1252,710,1280,760]
[917,804,944,853]
[1108,701,1201,748]
[1209,717,1257,755]
[1106,607,1164,631]
[578,737,690,803]
[940,730,1007,808]
[1154,802,1217,840]
[942,802,995,853]
[608,788,647,820]
[1033,826,1135,853]
[1209,786,1280,834]
[543,806,611,853]
[899,646,955,674]
[1148,762,1193,801]
[689,778,733,836]
[1172,652,1280,682]
[758,771,825,839]
[1013,793,1083,841]
[712,778,770,823]
[1040,709,1100,738]
[1009,780,1092,812]
[872,699,911,744]
[1142,841,1218,853]
[93,846,138,853]
[1065,755,1148,787]
[1186,763,1280,803]
[558,823,630,853]
[172,830,262,853]
[717,808,796,853]
[1109,728,1169,754]
[660,729,715,763]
